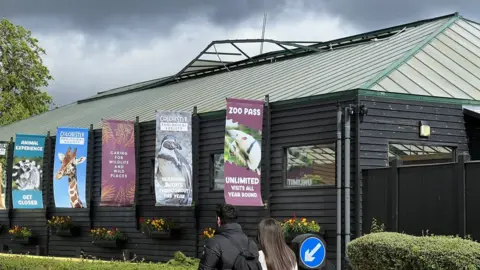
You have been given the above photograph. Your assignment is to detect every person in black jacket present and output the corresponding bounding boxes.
[198,204,260,270]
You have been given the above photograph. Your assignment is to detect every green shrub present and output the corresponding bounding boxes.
[369,218,385,233]
[0,252,199,270]
[347,232,480,270]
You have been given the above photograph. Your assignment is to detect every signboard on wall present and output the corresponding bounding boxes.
[53,127,89,208]
[12,134,46,209]
[154,111,193,207]
[0,142,8,209]
[100,120,136,207]
[223,98,264,206]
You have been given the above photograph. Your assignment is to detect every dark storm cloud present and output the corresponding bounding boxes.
[316,0,480,31]
[1,0,290,35]
[2,0,478,36]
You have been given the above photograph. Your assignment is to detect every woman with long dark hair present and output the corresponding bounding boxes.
[257,218,298,270]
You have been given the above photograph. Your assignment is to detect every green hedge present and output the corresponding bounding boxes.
[347,232,480,269]
[0,251,199,270]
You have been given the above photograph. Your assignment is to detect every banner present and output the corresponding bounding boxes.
[53,127,89,208]
[100,120,136,207]
[224,98,264,206]
[12,134,46,209]
[154,111,193,206]
[0,142,8,209]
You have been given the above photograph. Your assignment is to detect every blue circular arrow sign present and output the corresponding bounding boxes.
[299,236,326,269]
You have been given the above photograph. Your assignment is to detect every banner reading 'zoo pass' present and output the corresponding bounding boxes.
[0,142,8,209]
[100,120,136,207]
[154,111,193,206]
[224,98,264,206]
[12,134,46,209]
[53,127,89,208]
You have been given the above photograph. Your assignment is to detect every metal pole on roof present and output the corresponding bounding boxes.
[260,12,268,54]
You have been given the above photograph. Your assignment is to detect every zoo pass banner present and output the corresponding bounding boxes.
[53,127,89,208]
[12,134,46,209]
[0,142,8,209]
[100,120,136,207]
[224,98,264,206]
[154,111,193,206]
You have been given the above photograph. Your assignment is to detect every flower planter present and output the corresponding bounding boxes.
[11,236,34,245]
[92,239,124,248]
[54,227,80,237]
[147,228,181,239]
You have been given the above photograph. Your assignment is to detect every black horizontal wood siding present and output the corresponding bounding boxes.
[0,122,197,262]
[358,94,469,236]
[7,90,474,265]
[359,95,468,169]
[135,121,196,261]
[1,139,50,255]
[48,135,90,258]
[269,95,357,262]
[465,114,480,160]
[196,112,269,256]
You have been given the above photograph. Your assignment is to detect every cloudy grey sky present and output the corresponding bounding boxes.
[2,0,478,106]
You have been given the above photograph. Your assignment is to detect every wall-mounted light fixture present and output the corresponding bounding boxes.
[419,120,431,138]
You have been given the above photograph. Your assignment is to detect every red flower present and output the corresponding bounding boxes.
[139,217,144,224]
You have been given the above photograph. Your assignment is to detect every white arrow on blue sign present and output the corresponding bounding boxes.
[299,236,326,269]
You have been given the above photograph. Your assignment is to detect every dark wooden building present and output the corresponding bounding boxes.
[0,12,479,267]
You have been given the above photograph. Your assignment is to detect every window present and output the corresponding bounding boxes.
[285,144,336,187]
[212,153,225,190]
[388,143,455,166]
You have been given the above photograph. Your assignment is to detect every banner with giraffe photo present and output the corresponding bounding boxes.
[224,98,264,207]
[154,111,193,207]
[12,134,46,209]
[53,127,89,208]
[100,119,136,207]
[0,142,9,209]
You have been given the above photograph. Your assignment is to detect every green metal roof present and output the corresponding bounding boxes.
[368,16,480,99]
[1,12,479,141]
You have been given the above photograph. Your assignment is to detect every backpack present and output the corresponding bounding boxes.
[221,233,261,270]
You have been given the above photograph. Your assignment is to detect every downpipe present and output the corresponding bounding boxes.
[344,105,354,260]
[336,105,342,270]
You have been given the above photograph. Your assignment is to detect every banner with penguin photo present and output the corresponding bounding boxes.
[100,120,136,207]
[154,111,193,207]
[12,134,46,209]
[53,127,89,208]
[224,98,264,206]
[0,142,9,209]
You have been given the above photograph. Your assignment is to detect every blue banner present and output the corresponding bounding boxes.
[53,127,89,208]
[12,134,46,209]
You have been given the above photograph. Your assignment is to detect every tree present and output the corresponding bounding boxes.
[0,18,53,126]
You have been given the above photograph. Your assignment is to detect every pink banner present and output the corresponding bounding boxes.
[224,98,264,206]
[100,120,136,207]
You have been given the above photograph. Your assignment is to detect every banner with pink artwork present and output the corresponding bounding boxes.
[100,119,136,207]
[223,98,264,206]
